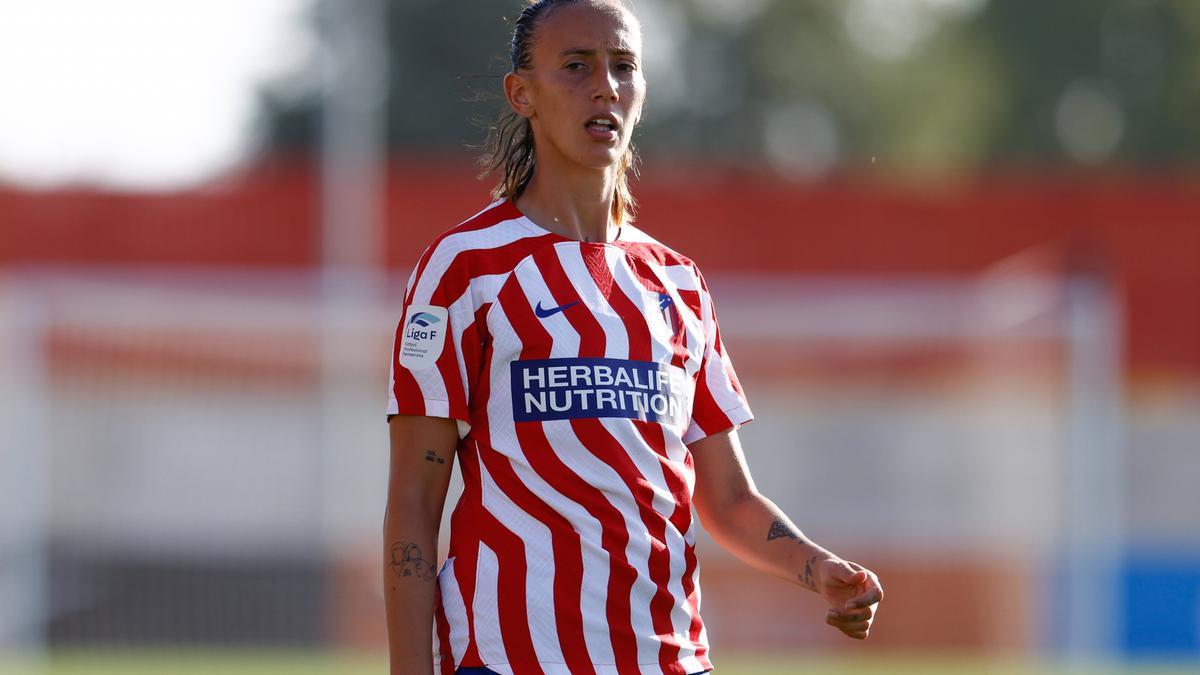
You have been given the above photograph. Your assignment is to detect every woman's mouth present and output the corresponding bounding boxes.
[584,116,619,142]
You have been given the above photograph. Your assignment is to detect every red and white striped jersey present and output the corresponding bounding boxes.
[388,200,752,675]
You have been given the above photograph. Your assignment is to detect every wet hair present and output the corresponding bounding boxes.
[479,0,640,224]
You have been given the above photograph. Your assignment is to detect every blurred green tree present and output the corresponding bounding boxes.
[254,0,1200,171]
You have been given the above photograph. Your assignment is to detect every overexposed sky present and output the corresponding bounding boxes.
[0,0,312,189]
[0,0,995,190]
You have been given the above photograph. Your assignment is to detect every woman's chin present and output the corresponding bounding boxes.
[575,147,625,170]
[541,142,627,172]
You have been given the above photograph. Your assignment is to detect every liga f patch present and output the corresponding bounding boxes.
[399,304,448,370]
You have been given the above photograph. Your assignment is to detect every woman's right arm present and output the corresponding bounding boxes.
[384,414,460,675]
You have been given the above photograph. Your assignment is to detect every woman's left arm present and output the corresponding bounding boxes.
[689,428,884,640]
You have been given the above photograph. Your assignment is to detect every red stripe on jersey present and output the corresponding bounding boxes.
[676,449,705,652]
[476,507,545,674]
[633,423,691,668]
[498,274,643,674]
[404,200,523,306]
[454,333,494,669]
[632,422,692,541]
[615,240,697,271]
[477,448,597,675]
[395,202,556,420]
[694,272,744,400]
[449,445,484,667]
[436,341,468,421]
[537,246,606,355]
[516,421,643,675]
[466,305,496,452]
[681,535,705,653]
[688,358,734,439]
[457,309,487,422]
[582,246,651,361]
[622,253,689,370]
[676,289,702,324]
[416,231,562,311]
[636,422,708,666]
[574,418,685,669]
[390,319,425,414]
[395,229,560,422]
[578,247,687,667]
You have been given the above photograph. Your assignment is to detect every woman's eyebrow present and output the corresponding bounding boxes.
[557,47,639,59]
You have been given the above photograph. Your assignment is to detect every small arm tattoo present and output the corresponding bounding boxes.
[767,519,798,541]
[798,554,819,590]
[390,541,437,583]
[424,450,445,465]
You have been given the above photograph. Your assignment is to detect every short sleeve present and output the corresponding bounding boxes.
[682,271,753,445]
[387,243,480,438]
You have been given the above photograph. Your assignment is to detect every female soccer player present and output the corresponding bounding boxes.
[384,1,883,673]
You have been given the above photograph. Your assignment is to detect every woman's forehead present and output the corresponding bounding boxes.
[533,2,643,56]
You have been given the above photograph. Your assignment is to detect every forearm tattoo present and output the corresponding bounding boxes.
[424,450,446,465]
[389,541,437,588]
[766,520,820,589]
[766,519,798,541]
[798,554,819,590]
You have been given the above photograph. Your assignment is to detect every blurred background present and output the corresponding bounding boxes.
[1,0,1198,673]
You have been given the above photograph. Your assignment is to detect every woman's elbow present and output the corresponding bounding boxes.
[694,485,757,535]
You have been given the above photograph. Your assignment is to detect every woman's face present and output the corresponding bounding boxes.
[509,2,646,172]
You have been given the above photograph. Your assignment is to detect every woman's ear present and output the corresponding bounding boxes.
[504,72,534,119]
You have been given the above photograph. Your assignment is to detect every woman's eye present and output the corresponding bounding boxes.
[616,62,637,73]
[565,62,586,71]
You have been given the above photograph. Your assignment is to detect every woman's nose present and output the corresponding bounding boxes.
[592,65,619,101]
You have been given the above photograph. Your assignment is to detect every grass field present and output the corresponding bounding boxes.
[1,651,1197,675]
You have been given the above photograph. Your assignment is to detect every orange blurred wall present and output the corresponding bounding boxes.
[3,160,1196,380]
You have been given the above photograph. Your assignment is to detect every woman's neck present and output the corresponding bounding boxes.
[515,162,620,243]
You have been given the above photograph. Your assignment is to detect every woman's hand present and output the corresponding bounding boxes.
[816,558,884,639]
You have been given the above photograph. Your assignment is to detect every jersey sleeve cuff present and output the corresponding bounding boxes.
[386,398,472,439]
[682,403,754,445]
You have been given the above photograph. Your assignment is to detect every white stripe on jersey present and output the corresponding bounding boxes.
[511,256,581,356]
[408,205,531,305]
[496,419,621,665]
[386,356,399,416]
[659,262,703,294]
[473,543,509,670]
[608,246,702,393]
[476,451,566,667]
[441,271,508,435]
[525,420,661,668]
[481,297,522,455]
[437,556,471,665]
[635,254,707,378]
[554,244,631,360]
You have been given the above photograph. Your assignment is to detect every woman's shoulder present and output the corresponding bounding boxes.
[408,199,558,293]
[618,223,701,272]
[414,200,547,268]
[421,200,531,255]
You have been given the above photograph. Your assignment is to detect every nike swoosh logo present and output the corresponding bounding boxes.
[534,300,580,318]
